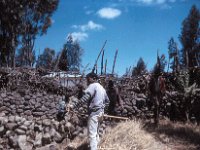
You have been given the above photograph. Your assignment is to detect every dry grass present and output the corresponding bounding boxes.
[66,119,200,150]
[99,120,167,150]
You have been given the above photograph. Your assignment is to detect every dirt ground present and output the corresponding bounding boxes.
[64,119,200,150]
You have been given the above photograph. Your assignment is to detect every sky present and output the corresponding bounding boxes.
[35,0,200,76]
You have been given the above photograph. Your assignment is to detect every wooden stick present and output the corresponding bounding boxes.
[112,49,118,75]
[92,40,107,73]
[103,114,129,120]
[67,109,129,120]
[98,148,115,149]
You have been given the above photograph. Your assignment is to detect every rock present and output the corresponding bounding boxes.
[34,132,42,147]
[41,115,47,120]
[42,119,51,126]
[23,121,32,127]
[6,123,18,130]
[0,112,6,117]
[24,95,31,100]
[47,110,57,116]
[24,106,32,110]
[33,112,43,116]
[50,103,56,108]
[35,103,41,109]
[16,109,23,113]
[18,135,33,150]
[0,126,5,136]
[15,128,26,135]
[42,133,51,145]
[0,116,8,124]
[27,115,34,121]
[54,131,62,143]
[122,109,128,114]
[19,125,28,131]
[44,102,50,107]
[36,93,42,98]
[49,128,63,143]
[15,116,22,122]
[30,99,36,105]
[1,93,6,98]
[24,110,32,116]
[8,134,19,148]
[49,95,54,99]
[35,143,58,150]
[0,106,7,112]
[49,128,56,137]
[3,98,9,102]
[23,101,29,106]
[0,100,2,107]
[41,106,47,112]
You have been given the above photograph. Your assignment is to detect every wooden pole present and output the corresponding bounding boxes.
[92,40,107,73]
[104,59,107,75]
[112,49,118,75]
[101,50,104,75]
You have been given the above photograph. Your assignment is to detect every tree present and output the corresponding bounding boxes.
[19,0,59,67]
[58,44,68,71]
[36,48,56,69]
[160,54,167,72]
[180,5,200,68]
[0,0,59,67]
[57,35,83,71]
[132,57,147,76]
[16,48,36,67]
[168,37,180,72]
[0,0,23,67]
[66,35,83,71]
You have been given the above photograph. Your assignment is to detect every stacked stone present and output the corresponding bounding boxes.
[0,91,61,120]
[115,74,200,122]
[0,93,92,149]
[113,76,149,119]
[0,114,84,149]
[1,69,200,149]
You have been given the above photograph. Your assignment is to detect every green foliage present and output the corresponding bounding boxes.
[36,48,56,69]
[180,5,200,68]
[0,0,59,67]
[58,35,83,71]
[168,37,180,72]
[132,57,147,76]
[58,44,68,71]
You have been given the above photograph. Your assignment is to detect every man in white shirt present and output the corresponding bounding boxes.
[70,72,109,150]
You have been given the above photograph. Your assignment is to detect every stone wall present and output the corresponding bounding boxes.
[1,71,200,149]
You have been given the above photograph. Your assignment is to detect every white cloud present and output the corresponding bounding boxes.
[137,0,153,4]
[70,32,88,41]
[156,0,166,4]
[160,3,171,9]
[85,10,94,15]
[97,7,121,19]
[136,0,176,5]
[72,21,104,32]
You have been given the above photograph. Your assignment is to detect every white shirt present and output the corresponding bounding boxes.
[85,82,109,115]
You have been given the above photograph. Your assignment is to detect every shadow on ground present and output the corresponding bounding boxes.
[143,120,200,149]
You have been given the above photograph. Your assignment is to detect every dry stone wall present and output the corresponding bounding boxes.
[1,68,200,149]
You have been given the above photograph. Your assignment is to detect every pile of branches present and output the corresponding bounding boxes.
[0,67,70,95]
